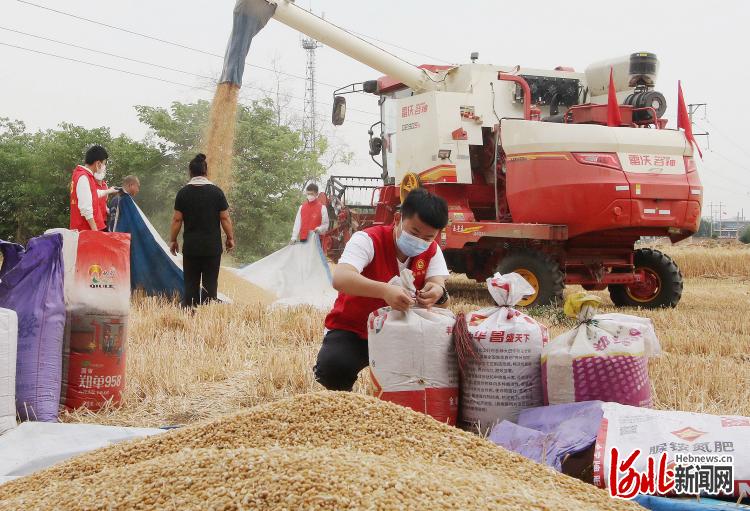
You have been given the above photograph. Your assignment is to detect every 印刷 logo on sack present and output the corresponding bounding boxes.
[88,265,117,289]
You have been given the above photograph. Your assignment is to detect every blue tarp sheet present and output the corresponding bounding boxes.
[113,194,184,301]
[634,495,749,510]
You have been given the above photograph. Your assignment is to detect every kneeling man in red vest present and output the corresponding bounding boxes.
[316,188,451,391]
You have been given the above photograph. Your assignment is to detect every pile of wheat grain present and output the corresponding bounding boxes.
[218,266,275,306]
[0,392,640,511]
[204,82,240,191]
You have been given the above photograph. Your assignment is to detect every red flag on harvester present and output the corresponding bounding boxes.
[677,80,703,159]
[607,67,622,127]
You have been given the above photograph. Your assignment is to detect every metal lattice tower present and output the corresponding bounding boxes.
[302,36,321,153]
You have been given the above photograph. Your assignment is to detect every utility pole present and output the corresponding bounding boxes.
[688,103,710,149]
[707,202,726,238]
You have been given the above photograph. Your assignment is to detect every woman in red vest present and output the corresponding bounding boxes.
[69,145,117,231]
[290,183,329,243]
[316,188,451,391]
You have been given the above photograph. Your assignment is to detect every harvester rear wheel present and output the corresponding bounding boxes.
[609,248,683,308]
[496,249,564,307]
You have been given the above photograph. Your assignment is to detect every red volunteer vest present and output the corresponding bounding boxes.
[325,224,438,339]
[298,200,322,241]
[70,165,105,231]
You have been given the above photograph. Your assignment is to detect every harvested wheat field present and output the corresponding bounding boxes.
[58,243,750,428]
[0,392,640,511]
[8,243,743,509]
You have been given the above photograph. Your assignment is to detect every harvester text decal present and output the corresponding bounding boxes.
[402,102,429,118]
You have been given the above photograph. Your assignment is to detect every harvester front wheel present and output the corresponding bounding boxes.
[496,249,564,307]
[609,248,683,308]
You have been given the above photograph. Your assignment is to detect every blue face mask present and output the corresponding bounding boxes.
[396,221,431,257]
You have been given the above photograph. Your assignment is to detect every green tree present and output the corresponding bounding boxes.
[740,226,750,244]
[0,119,167,243]
[695,218,712,238]
[137,98,326,262]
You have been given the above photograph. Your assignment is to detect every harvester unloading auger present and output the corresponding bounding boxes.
[231,0,703,308]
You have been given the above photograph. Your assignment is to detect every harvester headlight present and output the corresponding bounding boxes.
[573,152,622,170]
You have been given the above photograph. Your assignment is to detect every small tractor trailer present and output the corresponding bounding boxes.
[252,0,703,308]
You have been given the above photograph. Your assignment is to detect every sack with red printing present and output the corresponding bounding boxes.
[460,272,549,432]
[368,269,458,425]
[542,292,660,408]
[594,403,750,498]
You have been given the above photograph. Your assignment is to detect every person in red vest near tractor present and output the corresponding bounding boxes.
[290,183,329,243]
[315,188,451,391]
[69,145,117,231]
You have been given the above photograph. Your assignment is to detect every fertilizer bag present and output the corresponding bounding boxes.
[461,273,549,431]
[0,235,65,422]
[0,308,18,433]
[542,293,660,407]
[60,231,131,411]
[367,270,458,425]
[594,403,750,498]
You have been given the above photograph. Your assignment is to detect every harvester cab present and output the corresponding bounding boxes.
[252,0,703,309]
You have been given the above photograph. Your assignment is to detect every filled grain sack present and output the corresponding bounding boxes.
[0,308,18,434]
[542,293,660,407]
[0,235,65,422]
[368,269,458,425]
[461,273,549,431]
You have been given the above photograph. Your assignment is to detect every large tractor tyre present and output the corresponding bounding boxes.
[496,249,565,307]
[609,248,683,308]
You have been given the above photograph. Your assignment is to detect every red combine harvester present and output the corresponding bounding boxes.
[258,0,703,307]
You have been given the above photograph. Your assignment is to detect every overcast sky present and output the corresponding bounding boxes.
[1,0,748,218]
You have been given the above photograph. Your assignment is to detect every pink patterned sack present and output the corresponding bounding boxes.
[542,293,661,407]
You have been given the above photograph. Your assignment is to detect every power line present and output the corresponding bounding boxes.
[16,0,455,87]
[0,26,216,81]
[0,28,379,117]
[702,118,750,159]
[346,29,453,65]
[0,41,214,91]
[0,40,377,127]
[15,0,341,89]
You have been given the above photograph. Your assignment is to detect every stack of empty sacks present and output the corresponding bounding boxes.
[0,308,17,434]
[0,392,642,511]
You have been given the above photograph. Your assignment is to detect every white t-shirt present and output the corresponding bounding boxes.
[338,231,450,279]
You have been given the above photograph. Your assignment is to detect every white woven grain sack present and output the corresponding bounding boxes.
[368,270,458,425]
[0,307,18,434]
[542,293,660,407]
[461,273,549,431]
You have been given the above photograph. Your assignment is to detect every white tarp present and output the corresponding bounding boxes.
[0,308,17,434]
[0,421,164,484]
[235,233,336,310]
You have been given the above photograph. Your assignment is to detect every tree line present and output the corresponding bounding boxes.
[0,97,330,262]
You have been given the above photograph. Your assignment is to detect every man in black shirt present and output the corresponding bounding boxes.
[169,154,235,307]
